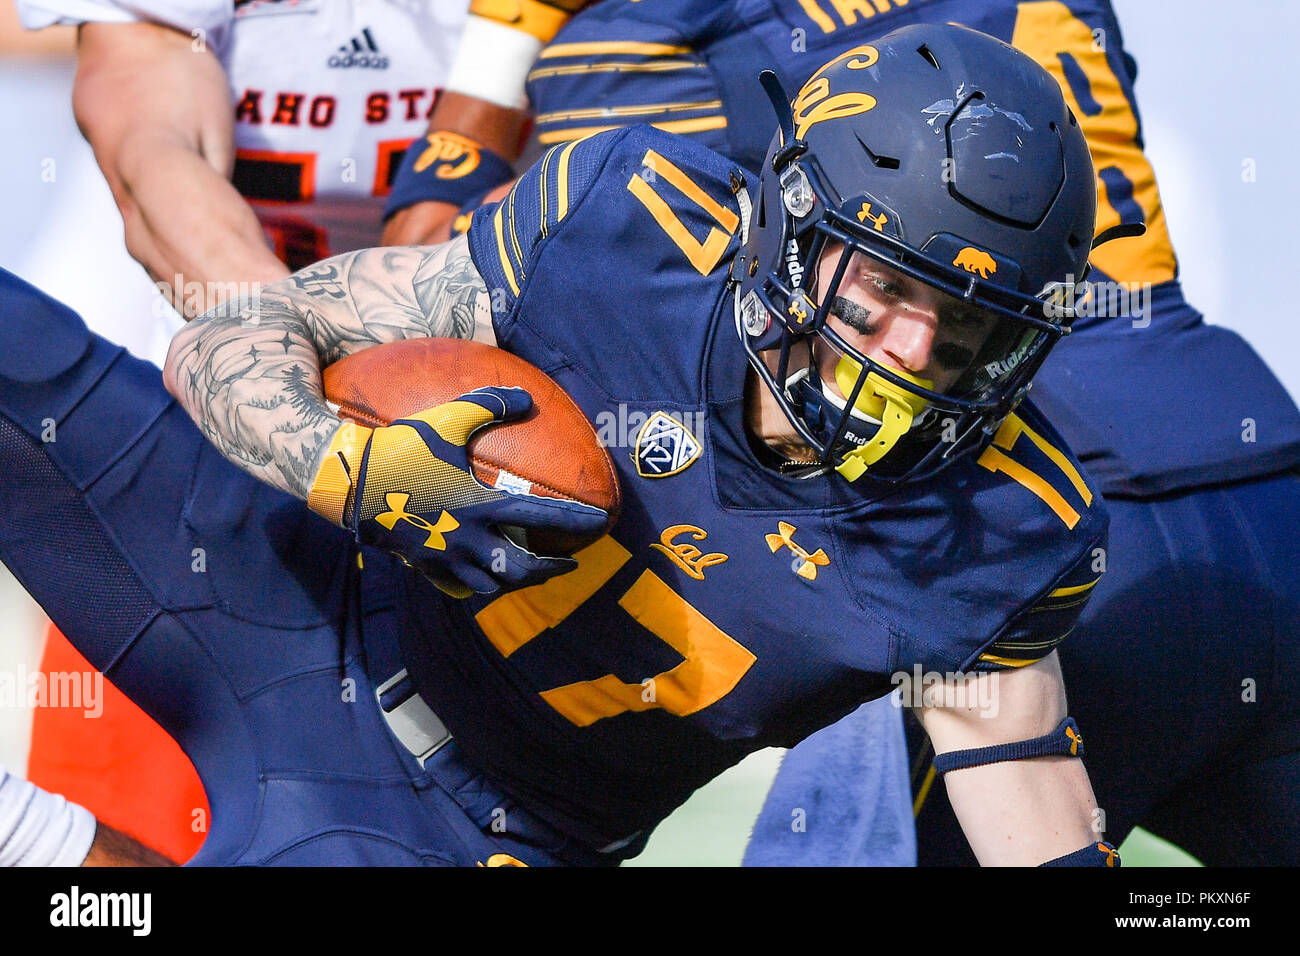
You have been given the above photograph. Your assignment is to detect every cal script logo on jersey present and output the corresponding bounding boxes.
[235,0,321,18]
[650,525,728,580]
[635,411,701,478]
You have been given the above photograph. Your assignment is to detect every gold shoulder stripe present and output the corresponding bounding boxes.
[995,414,1094,507]
[539,115,727,146]
[555,138,582,221]
[978,444,1080,529]
[507,184,524,273]
[536,99,723,125]
[1049,576,1102,598]
[538,145,554,237]
[528,59,703,82]
[493,204,519,296]
[540,40,692,58]
[642,148,740,232]
[976,653,1040,668]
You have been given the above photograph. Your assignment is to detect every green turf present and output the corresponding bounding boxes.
[626,748,783,866]
[1117,828,1202,867]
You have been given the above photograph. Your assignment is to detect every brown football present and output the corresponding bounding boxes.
[323,338,620,556]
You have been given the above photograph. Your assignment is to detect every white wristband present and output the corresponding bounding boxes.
[445,15,544,110]
[0,765,97,867]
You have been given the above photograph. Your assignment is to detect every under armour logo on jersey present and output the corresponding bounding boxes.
[650,525,729,580]
[766,522,830,581]
[374,493,459,550]
[634,412,701,478]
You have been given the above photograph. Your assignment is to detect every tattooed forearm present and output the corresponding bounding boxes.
[412,239,494,340]
[168,294,337,498]
[288,238,489,362]
[163,234,494,501]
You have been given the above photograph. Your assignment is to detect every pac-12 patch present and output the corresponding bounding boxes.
[634,411,701,478]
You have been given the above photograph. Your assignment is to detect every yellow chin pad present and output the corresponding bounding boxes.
[832,358,932,482]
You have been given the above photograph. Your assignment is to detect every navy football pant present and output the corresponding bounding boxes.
[0,268,600,866]
[743,695,914,866]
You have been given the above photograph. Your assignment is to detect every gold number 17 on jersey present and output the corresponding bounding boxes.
[627,149,740,276]
[475,536,756,727]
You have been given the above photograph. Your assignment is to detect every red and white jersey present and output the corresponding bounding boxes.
[19,0,468,265]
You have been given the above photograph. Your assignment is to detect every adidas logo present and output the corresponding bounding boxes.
[328,27,389,69]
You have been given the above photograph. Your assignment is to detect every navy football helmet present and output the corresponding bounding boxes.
[731,23,1098,484]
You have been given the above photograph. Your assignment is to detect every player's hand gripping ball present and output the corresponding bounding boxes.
[311,338,620,596]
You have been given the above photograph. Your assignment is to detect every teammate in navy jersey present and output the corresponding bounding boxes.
[2,26,1116,865]
[483,0,1300,865]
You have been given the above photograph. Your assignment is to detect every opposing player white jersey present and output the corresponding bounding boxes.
[19,0,468,264]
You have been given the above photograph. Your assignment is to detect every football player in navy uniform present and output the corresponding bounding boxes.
[406,0,1300,866]
[1,26,1116,866]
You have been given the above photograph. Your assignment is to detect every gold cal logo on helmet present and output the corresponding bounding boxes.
[792,45,880,141]
[413,131,482,180]
[953,247,998,279]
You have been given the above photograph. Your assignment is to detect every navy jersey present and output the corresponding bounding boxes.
[525,0,1300,496]
[429,126,1109,845]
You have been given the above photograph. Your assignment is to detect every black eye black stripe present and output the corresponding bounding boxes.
[829,296,875,334]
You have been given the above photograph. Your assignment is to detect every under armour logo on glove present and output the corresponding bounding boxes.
[374,492,460,551]
[308,387,607,597]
